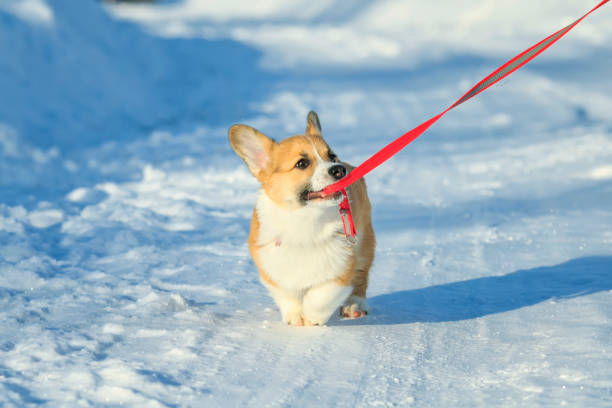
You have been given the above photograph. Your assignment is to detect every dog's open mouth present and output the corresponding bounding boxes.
[301,190,342,201]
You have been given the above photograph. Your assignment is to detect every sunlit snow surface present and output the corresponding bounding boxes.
[1,1,611,406]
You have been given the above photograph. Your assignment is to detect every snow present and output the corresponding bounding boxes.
[0,0,53,27]
[1,0,611,406]
[108,0,612,71]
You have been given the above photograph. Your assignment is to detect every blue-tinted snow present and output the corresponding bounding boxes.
[1,1,611,406]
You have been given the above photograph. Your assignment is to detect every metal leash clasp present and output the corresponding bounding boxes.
[339,189,357,245]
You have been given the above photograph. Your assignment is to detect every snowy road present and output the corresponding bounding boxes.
[1,1,611,407]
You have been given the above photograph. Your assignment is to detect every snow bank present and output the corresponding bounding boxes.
[0,0,266,206]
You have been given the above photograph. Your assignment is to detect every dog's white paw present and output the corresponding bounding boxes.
[302,316,325,326]
[283,312,305,326]
[340,295,370,319]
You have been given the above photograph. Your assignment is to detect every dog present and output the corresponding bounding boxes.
[228,111,375,326]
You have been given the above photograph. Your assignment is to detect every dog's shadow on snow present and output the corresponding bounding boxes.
[338,256,612,326]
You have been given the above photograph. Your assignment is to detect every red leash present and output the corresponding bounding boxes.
[339,189,357,242]
[327,0,609,239]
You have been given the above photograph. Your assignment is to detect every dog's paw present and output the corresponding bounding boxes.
[340,295,370,319]
[302,317,324,327]
[284,313,304,326]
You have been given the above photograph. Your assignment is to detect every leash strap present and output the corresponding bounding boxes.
[339,188,357,242]
[322,0,609,197]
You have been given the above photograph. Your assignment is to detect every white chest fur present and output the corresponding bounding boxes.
[254,191,353,291]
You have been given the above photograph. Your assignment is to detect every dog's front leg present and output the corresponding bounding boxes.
[302,281,352,326]
[264,284,305,326]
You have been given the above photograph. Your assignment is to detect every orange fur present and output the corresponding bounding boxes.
[248,209,278,288]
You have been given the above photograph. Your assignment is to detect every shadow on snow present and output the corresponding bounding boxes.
[339,256,612,325]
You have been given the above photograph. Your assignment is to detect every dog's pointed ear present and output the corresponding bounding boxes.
[228,125,275,180]
[306,110,321,136]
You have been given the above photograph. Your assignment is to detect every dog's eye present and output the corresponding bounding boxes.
[295,158,310,169]
[328,152,338,162]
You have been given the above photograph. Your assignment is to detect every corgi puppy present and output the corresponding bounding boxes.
[229,111,375,326]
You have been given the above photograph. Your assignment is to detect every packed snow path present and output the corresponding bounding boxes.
[1,1,611,406]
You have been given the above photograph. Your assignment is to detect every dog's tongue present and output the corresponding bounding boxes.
[306,191,324,200]
[305,190,341,200]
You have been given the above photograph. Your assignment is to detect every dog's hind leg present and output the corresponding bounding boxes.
[341,221,375,319]
[340,293,370,318]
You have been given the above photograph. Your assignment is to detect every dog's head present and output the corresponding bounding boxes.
[229,111,346,209]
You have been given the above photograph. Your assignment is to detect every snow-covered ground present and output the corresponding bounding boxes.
[1,1,611,406]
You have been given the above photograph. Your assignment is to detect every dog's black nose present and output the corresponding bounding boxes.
[328,164,347,180]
